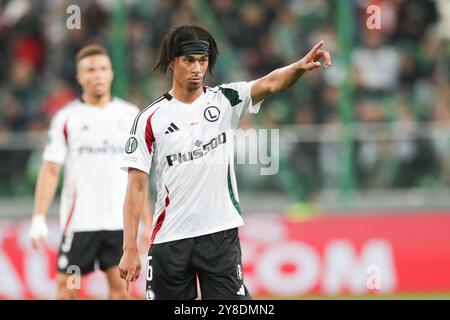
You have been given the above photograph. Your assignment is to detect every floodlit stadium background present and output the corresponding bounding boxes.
[1,0,450,299]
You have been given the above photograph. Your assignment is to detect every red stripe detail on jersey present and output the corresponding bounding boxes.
[150,186,170,245]
[145,108,160,155]
[63,121,68,145]
[63,193,77,233]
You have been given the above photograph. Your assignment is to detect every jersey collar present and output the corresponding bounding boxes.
[165,86,206,106]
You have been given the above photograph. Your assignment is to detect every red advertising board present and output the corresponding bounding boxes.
[1,212,449,299]
[240,211,450,296]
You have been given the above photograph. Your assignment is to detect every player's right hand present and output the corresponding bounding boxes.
[119,250,141,293]
[298,40,332,71]
[29,214,49,250]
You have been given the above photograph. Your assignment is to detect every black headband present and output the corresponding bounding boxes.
[176,40,210,57]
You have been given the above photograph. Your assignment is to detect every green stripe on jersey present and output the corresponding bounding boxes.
[228,164,242,215]
[219,87,242,107]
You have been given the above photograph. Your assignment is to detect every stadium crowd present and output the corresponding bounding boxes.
[0,0,449,201]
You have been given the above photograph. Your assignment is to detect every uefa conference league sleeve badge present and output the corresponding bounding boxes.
[125,137,138,154]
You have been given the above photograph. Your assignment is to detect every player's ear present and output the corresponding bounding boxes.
[169,59,175,72]
[108,57,114,79]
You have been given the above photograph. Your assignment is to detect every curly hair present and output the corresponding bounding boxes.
[154,25,219,75]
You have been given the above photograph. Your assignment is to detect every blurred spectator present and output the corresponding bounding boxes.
[269,4,303,62]
[43,80,77,118]
[233,3,266,49]
[127,15,151,84]
[243,35,285,79]
[7,59,40,129]
[352,31,400,98]
[1,93,26,131]
[355,99,387,188]
[171,0,197,26]
[431,87,450,185]
[211,0,241,46]
[11,33,44,70]
[83,0,109,39]
[290,0,329,33]
[150,0,178,50]
[317,84,339,123]
[284,105,320,202]
[0,0,449,197]
[435,0,450,40]
[395,0,438,44]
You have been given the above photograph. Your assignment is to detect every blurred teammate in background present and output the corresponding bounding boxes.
[29,44,152,300]
[119,25,331,300]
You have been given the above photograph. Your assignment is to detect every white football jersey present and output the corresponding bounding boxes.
[43,97,139,233]
[122,81,262,244]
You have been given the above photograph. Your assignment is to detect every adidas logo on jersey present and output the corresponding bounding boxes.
[237,284,245,296]
[165,122,180,134]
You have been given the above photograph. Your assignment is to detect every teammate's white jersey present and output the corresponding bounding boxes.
[122,81,262,244]
[43,98,139,233]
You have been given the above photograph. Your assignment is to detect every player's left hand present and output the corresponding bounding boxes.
[29,214,49,252]
[298,40,332,71]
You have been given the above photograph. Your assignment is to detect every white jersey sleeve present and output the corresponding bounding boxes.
[121,109,156,174]
[219,81,263,128]
[42,110,68,164]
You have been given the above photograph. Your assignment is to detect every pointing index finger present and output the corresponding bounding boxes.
[125,272,133,293]
[308,40,324,58]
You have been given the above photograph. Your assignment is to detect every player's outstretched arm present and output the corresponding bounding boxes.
[119,168,148,292]
[30,161,62,250]
[251,40,332,104]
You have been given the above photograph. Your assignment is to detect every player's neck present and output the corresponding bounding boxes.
[81,93,112,108]
[169,85,203,105]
